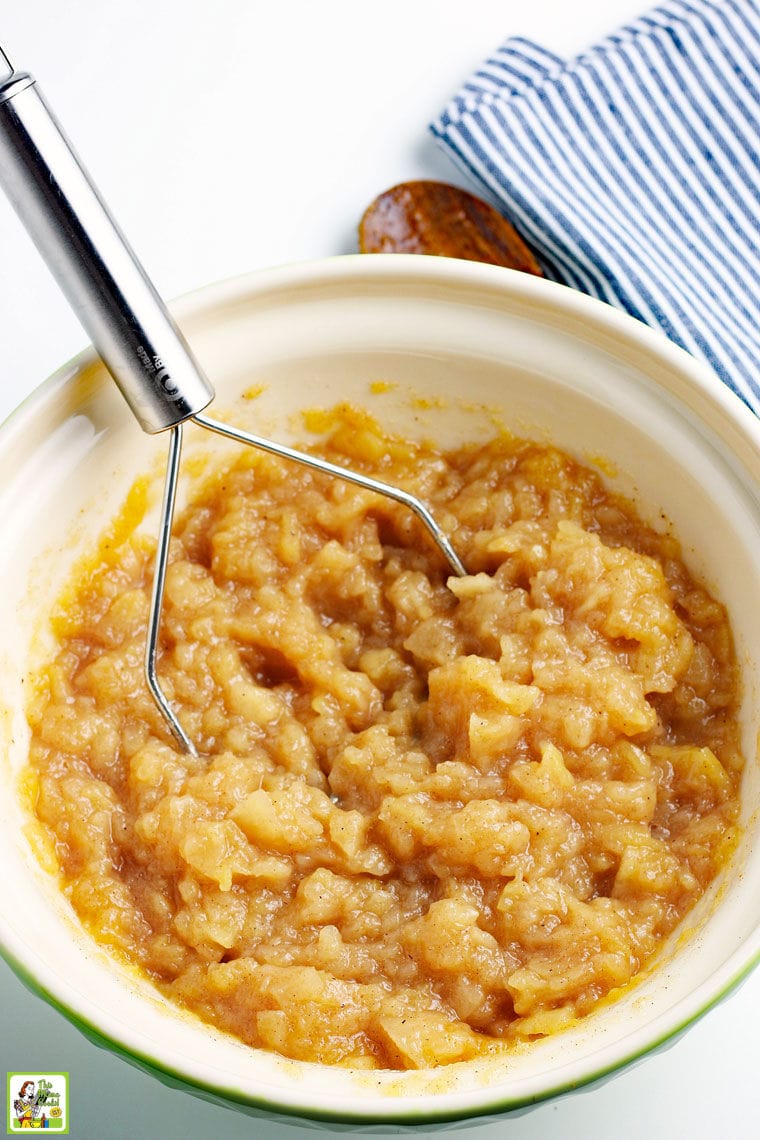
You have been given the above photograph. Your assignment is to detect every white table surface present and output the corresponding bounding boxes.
[0,2,758,1136]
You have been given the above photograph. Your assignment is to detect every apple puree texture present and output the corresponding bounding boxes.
[25,405,742,1070]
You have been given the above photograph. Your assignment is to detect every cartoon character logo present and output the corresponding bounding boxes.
[12,1080,48,1129]
[12,1076,46,1130]
[7,1073,68,1133]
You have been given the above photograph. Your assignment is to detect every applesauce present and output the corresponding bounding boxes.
[25,405,742,1070]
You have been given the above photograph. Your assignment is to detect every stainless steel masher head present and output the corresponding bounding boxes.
[0,46,466,756]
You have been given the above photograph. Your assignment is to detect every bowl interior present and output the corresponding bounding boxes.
[1,256,760,1123]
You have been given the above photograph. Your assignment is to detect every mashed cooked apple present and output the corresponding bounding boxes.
[25,405,742,1070]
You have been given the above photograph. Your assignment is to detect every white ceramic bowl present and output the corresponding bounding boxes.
[1,255,760,1126]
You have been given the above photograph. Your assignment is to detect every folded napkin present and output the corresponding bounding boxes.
[431,0,760,413]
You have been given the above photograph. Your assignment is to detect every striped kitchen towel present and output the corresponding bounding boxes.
[431,0,760,413]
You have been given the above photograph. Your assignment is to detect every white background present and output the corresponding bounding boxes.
[0,2,758,1136]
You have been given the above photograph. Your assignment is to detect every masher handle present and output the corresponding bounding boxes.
[0,53,213,433]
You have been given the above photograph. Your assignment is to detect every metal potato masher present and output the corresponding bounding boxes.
[0,47,465,757]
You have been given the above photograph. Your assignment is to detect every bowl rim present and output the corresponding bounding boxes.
[2,252,760,1125]
[2,936,758,1126]
[4,252,759,460]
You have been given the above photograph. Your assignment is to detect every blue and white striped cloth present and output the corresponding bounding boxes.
[431,0,760,413]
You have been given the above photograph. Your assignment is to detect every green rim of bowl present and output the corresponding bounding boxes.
[3,934,758,1126]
